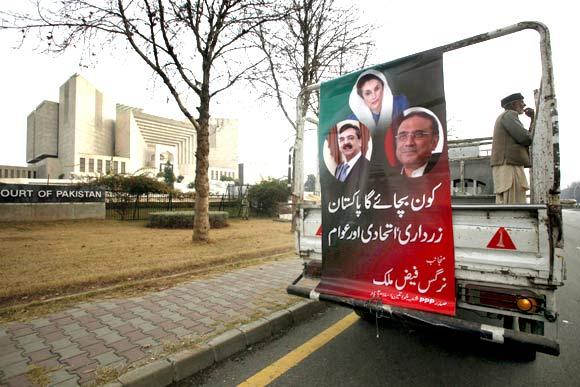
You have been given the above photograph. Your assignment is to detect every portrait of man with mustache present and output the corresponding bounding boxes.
[334,122,370,192]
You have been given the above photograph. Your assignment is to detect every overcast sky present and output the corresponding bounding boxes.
[0,0,577,187]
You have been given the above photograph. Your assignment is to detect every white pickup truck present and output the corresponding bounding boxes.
[287,22,564,361]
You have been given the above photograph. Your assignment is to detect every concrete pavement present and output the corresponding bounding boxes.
[0,257,323,386]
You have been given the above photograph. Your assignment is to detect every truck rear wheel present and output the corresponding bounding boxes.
[507,344,537,362]
[355,309,376,322]
[503,317,543,361]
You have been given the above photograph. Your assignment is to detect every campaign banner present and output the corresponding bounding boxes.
[316,52,456,315]
[0,184,105,203]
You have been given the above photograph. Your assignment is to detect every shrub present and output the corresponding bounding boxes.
[304,174,316,191]
[147,211,229,229]
[80,174,169,220]
[248,178,290,216]
[83,174,169,195]
[162,162,176,188]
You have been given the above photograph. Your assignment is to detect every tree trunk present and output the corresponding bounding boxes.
[132,195,140,220]
[193,88,211,242]
[291,90,311,232]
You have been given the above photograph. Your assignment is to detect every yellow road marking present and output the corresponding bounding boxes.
[238,312,359,387]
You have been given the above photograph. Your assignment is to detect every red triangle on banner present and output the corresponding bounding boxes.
[487,227,517,250]
[315,224,322,237]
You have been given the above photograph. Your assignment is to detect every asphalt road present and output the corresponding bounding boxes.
[181,210,580,387]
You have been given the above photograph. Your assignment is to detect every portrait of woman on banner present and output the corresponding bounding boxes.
[347,69,409,166]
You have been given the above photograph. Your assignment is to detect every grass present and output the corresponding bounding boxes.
[0,218,293,311]
[26,364,55,387]
[93,364,128,386]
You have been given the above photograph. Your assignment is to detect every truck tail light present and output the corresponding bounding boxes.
[462,285,544,314]
[516,297,537,312]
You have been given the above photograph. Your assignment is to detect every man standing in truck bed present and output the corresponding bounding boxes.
[491,92,535,204]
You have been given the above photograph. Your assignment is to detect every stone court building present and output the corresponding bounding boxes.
[18,73,238,186]
[0,165,36,179]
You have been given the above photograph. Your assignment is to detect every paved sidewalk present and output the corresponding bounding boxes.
[0,257,312,386]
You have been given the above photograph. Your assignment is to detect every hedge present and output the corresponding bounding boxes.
[147,211,229,229]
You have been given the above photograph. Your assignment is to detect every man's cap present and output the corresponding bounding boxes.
[501,93,524,107]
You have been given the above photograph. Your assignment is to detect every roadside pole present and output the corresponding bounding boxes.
[292,84,320,231]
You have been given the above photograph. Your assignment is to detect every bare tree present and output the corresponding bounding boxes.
[253,0,374,228]
[1,0,277,241]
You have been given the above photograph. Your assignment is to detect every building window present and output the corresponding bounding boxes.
[33,171,37,178]
[89,158,95,173]
[10,170,14,178]
[209,123,217,148]
[97,160,103,173]
[114,161,119,174]
[80,158,86,172]
[121,162,126,174]
[106,160,111,174]
[27,171,31,178]
[63,82,69,124]
[95,90,103,131]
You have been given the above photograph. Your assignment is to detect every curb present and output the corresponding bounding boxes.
[104,299,327,386]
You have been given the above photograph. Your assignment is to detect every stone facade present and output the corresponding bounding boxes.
[0,165,36,179]
[18,74,238,186]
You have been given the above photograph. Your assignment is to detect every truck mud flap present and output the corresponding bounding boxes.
[287,284,560,356]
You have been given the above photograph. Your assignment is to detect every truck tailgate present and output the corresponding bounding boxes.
[453,205,552,285]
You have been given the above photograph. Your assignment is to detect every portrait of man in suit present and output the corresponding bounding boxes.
[335,122,370,189]
[394,108,441,178]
